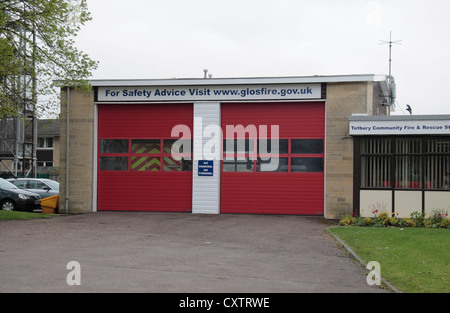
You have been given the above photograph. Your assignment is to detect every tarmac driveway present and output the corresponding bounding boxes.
[0,212,388,293]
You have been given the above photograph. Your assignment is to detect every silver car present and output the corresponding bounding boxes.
[7,178,59,200]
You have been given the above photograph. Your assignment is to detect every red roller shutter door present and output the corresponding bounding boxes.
[221,102,325,215]
[97,103,193,212]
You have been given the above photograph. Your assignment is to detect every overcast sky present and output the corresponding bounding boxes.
[75,0,450,115]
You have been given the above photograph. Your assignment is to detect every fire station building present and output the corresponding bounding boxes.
[58,74,450,219]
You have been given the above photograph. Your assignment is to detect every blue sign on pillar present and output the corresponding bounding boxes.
[198,160,214,176]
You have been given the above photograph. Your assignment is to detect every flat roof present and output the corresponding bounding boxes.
[86,74,389,87]
[349,114,450,121]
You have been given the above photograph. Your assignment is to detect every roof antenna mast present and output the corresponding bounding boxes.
[380,31,402,107]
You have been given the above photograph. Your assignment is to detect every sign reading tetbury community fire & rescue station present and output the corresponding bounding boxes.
[349,119,450,135]
[97,84,321,102]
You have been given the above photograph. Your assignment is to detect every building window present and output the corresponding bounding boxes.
[37,137,55,167]
[37,161,54,167]
[257,157,289,172]
[100,139,129,154]
[223,157,255,172]
[99,138,192,172]
[291,157,324,172]
[290,139,324,173]
[425,138,450,189]
[100,156,128,171]
[359,137,450,190]
[360,137,391,188]
[361,155,391,188]
[291,139,324,154]
[38,137,54,148]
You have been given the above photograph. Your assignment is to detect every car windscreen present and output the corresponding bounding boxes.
[0,179,19,189]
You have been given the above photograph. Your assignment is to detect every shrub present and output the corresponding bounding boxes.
[339,215,354,226]
[426,210,449,228]
[352,217,364,226]
[400,218,416,227]
[441,218,450,229]
[370,211,389,227]
[363,217,374,226]
[410,211,425,227]
[338,211,449,228]
[378,212,390,225]
[388,217,399,226]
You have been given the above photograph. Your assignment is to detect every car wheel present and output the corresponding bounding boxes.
[1,200,16,211]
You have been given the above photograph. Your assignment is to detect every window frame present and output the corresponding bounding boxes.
[357,136,450,191]
[37,137,54,149]
[99,138,193,172]
[222,138,324,173]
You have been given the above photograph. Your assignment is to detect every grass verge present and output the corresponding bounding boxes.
[328,227,450,293]
[0,210,57,221]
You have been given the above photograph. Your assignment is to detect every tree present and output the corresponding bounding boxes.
[0,0,98,118]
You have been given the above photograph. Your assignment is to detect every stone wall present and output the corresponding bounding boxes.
[325,82,373,219]
[59,88,95,213]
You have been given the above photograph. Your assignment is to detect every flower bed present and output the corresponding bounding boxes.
[340,210,450,228]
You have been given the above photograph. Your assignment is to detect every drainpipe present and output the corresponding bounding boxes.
[65,86,70,214]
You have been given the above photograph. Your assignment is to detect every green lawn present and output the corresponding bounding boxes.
[0,210,57,221]
[329,227,450,293]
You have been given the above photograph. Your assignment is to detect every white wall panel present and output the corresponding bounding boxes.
[394,191,422,218]
[425,191,450,216]
[192,102,221,214]
[359,190,392,217]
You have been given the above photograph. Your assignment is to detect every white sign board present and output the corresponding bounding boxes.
[97,84,322,102]
[349,119,450,135]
